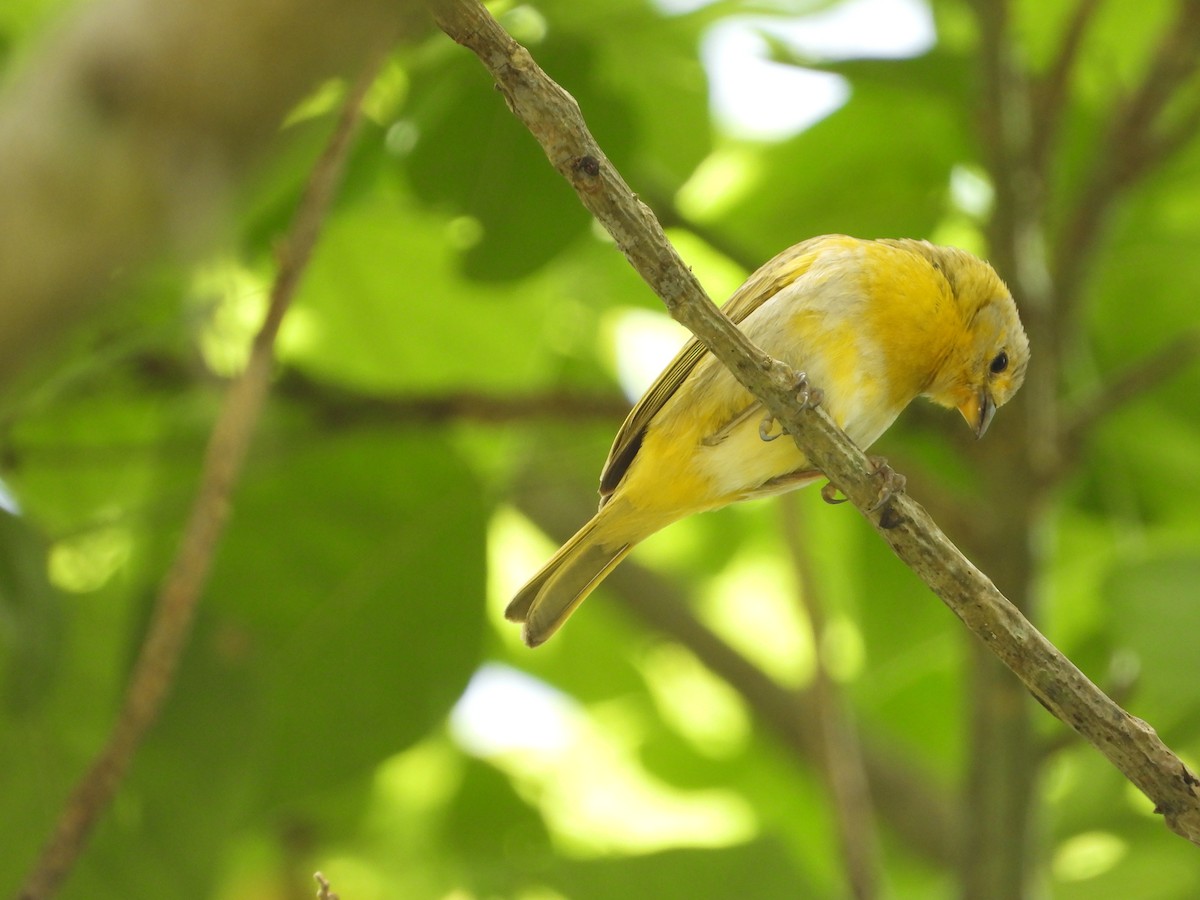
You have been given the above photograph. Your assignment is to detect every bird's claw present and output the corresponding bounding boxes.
[757,372,824,443]
[793,372,824,411]
[820,460,905,515]
[820,482,847,504]
[758,414,783,441]
[866,456,906,513]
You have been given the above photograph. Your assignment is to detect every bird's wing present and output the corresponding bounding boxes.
[598,237,834,499]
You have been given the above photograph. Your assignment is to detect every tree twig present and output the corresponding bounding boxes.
[429,0,1200,846]
[15,58,382,900]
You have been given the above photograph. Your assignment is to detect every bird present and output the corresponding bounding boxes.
[508,235,1029,647]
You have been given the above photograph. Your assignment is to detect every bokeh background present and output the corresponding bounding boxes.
[2,0,1200,897]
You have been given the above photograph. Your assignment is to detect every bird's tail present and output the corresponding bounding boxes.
[506,512,635,647]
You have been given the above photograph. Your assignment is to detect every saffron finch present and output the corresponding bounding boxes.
[509,235,1030,646]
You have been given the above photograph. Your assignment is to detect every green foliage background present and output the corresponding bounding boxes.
[3,0,1200,898]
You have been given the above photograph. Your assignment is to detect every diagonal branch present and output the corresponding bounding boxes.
[15,58,383,900]
[429,0,1200,846]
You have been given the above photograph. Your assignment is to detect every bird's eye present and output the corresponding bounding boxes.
[990,351,1009,374]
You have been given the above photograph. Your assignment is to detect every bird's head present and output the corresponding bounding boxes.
[916,246,1030,438]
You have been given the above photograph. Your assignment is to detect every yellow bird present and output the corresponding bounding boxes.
[508,235,1029,646]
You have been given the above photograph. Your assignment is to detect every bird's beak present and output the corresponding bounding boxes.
[958,387,997,439]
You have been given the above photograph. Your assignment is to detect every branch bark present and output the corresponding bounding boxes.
[14,57,381,900]
[429,0,1200,847]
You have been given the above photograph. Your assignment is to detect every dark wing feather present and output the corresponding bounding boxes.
[598,237,832,500]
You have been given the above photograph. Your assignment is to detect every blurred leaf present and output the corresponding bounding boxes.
[240,114,394,258]
[285,194,614,395]
[1104,553,1200,730]
[207,423,488,803]
[403,35,634,281]
[0,509,63,714]
[718,64,969,252]
[49,421,489,898]
[443,758,554,894]
[549,839,820,899]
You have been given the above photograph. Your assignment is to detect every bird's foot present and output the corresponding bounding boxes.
[757,372,823,443]
[758,414,783,441]
[866,456,906,512]
[820,482,847,504]
[820,459,906,514]
[792,371,824,411]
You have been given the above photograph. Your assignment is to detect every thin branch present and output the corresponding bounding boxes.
[968,0,1041,285]
[114,352,634,426]
[15,59,382,900]
[431,0,1200,845]
[611,557,959,865]
[0,389,629,475]
[1108,2,1200,171]
[781,497,880,900]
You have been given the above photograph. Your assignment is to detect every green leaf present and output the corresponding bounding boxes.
[402,35,634,281]
[718,65,970,253]
[0,509,64,715]
[43,422,489,898]
[285,194,605,395]
[1104,553,1200,730]
[203,423,489,803]
[443,758,554,894]
[549,839,820,899]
